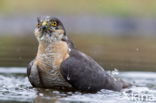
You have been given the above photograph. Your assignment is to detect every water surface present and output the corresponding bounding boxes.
[0,67,156,103]
[0,34,156,103]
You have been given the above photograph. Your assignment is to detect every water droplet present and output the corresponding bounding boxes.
[67,75,70,80]
[53,91,60,94]
[88,86,91,89]
[68,48,71,52]
[112,68,119,75]
[39,93,44,96]
[136,48,140,52]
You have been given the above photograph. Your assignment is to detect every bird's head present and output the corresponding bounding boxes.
[34,16,66,43]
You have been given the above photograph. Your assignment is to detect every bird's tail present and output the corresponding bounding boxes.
[120,79,132,88]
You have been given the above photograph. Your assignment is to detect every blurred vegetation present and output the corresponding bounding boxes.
[1,34,156,71]
[0,0,156,71]
[0,0,156,16]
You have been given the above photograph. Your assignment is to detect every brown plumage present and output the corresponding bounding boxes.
[27,16,131,92]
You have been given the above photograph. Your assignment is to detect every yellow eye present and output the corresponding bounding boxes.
[51,21,57,27]
[36,23,41,27]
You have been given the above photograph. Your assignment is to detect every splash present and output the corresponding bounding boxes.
[0,68,156,103]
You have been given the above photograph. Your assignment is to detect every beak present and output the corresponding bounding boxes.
[41,21,48,30]
[42,21,47,26]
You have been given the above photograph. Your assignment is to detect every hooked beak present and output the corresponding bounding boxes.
[42,21,47,26]
[40,21,55,34]
[41,21,48,31]
[39,21,55,38]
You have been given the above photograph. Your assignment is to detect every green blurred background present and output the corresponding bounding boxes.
[0,0,156,71]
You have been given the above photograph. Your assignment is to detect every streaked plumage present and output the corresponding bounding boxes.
[27,16,131,92]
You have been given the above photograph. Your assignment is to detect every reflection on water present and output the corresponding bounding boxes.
[0,34,156,71]
[0,67,156,103]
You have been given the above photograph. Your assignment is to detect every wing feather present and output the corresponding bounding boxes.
[60,49,124,92]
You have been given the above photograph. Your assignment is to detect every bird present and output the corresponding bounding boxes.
[27,16,131,92]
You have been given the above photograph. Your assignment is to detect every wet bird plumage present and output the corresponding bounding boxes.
[27,16,131,92]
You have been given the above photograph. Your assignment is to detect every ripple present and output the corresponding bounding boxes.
[0,67,26,74]
[0,67,36,102]
[0,67,156,103]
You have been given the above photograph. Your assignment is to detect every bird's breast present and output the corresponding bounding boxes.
[36,41,70,70]
[32,40,71,87]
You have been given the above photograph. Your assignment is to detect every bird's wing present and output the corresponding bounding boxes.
[27,60,44,87]
[27,60,36,87]
[60,49,124,92]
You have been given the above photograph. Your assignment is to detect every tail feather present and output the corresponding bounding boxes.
[120,79,132,88]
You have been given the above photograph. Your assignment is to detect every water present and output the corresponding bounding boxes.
[0,34,156,103]
[0,67,156,103]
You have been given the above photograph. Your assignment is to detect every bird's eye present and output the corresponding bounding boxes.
[51,21,57,27]
[36,23,41,27]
